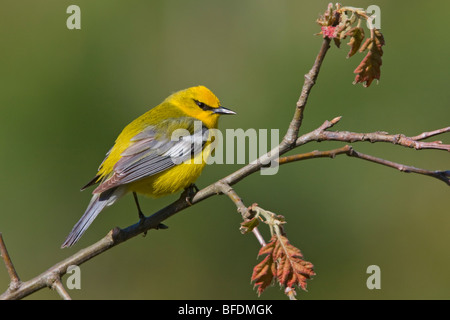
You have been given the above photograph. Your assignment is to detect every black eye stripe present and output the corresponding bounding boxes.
[193,99,214,111]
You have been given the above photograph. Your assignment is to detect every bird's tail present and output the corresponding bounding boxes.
[61,187,125,248]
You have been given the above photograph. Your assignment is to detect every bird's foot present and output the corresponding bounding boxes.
[182,184,199,206]
[137,211,148,237]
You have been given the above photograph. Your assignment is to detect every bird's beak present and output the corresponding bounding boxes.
[213,106,237,115]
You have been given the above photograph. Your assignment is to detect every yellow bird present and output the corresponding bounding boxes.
[62,86,236,248]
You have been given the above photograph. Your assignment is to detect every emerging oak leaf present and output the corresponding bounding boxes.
[315,4,386,87]
[353,29,385,87]
[335,10,358,40]
[239,217,260,234]
[316,3,340,28]
[316,2,341,46]
[251,235,315,297]
[275,235,315,291]
[251,239,277,296]
[346,27,365,58]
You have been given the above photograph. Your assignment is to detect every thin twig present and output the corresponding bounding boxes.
[410,126,450,141]
[215,181,266,247]
[347,148,450,185]
[52,278,72,300]
[215,181,248,219]
[0,233,21,291]
[278,145,450,185]
[278,145,351,164]
[0,233,114,300]
[251,228,267,247]
[282,38,332,147]
[304,129,450,151]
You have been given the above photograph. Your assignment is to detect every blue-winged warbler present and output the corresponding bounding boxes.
[62,86,236,248]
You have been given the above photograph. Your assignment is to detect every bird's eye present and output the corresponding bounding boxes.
[193,99,212,111]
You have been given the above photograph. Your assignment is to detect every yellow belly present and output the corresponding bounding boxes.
[128,162,206,197]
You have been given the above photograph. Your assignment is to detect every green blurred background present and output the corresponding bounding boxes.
[0,0,449,300]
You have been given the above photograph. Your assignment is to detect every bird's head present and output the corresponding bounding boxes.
[168,86,236,128]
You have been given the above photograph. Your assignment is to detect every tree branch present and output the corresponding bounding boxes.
[1,11,448,299]
[215,181,266,247]
[278,145,450,185]
[410,126,450,141]
[282,38,331,147]
[0,233,20,291]
[2,120,448,299]
[51,278,72,300]
[302,127,450,151]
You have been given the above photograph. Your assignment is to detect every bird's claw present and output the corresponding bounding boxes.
[182,184,199,206]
